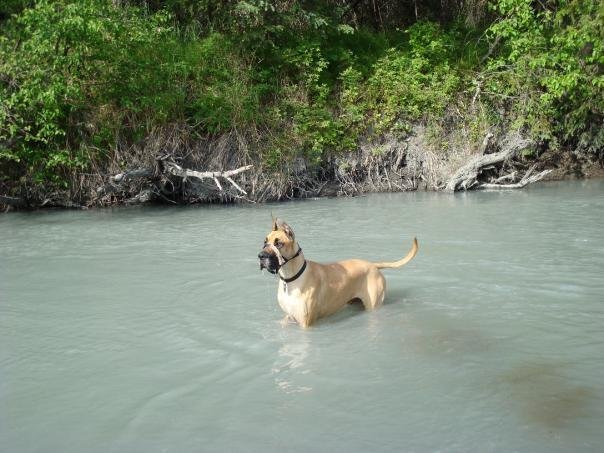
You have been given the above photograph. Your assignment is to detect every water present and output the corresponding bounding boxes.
[1,180,604,452]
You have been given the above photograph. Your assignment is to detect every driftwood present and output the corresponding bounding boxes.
[112,168,153,183]
[1,193,89,210]
[0,195,26,208]
[478,165,552,190]
[162,162,252,194]
[445,133,535,192]
[111,163,252,194]
[111,163,251,193]
[103,153,253,204]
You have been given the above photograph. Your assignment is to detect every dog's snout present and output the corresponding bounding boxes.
[258,247,279,274]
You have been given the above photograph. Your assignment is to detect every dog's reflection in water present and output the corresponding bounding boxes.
[272,332,312,394]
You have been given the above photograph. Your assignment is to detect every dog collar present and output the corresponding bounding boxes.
[280,260,307,284]
[281,246,302,265]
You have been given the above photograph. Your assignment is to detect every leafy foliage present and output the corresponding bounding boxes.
[0,0,182,183]
[485,0,603,155]
[0,0,601,188]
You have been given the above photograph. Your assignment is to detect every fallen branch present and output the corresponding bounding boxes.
[40,197,87,209]
[164,162,253,194]
[125,189,153,204]
[105,156,253,205]
[0,195,26,208]
[445,133,532,192]
[111,168,153,183]
[478,167,552,190]
[492,171,517,183]
[225,176,245,194]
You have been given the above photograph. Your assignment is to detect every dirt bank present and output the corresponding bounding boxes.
[1,125,601,211]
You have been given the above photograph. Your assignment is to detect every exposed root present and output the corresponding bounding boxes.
[2,122,575,210]
[445,132,534,192]
[478,165,553,190]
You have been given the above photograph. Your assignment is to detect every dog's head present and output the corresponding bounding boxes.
[258,217,297,274]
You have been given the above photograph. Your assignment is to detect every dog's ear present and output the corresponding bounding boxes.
[271,213,278,231]
[276,219,295,240]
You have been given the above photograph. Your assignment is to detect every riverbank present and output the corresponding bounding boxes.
[1,125,602,211]
[1,2,601,210]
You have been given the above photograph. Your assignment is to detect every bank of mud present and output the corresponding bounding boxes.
[1,125,602,211]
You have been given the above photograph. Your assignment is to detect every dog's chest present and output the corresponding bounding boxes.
[277,283,305,317]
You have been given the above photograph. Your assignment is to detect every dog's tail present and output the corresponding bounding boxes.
[373,238,418,269]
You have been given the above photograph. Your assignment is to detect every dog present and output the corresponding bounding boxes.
[258,217,418,328]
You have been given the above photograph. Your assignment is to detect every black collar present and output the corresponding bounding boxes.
[278,245,306,283]
[280,259,307,283]
[281,246,302,265]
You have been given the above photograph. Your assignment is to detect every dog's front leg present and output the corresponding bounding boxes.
[280,314,295,328]
[298,318,311,329]
[296,306,313,329]
[281,313,312,328]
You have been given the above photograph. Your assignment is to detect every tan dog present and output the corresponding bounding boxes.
[258,218,418,328]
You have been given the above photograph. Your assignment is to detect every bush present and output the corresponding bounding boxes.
[365,23,461,132]
[0,0,183,183]
[0,1,283,183]
[484,0,603,155]
[0,0,601,194]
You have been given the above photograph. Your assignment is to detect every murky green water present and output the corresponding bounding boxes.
[1,180,604,452]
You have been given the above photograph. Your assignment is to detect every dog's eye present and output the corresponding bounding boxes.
[274,240,282,248]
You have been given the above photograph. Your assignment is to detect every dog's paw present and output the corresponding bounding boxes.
[280,315,294,328]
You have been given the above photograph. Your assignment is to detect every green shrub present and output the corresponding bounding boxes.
[1,0,601,194]
[184,33,267,133]
[361,22,462,133]
[0,0,183,183]
[484,0,603,155]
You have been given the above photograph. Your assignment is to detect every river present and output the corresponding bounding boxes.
[1,180,603,452]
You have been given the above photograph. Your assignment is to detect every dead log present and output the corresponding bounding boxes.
[478,166,552,190]
[491,171,517,183]
[0,195,26,208]
[111,168,153,183]
[125,189,153,204]
[105,155,253,205]
[445,133,533,192]
[163,162,253,195]
[1,193,88,210]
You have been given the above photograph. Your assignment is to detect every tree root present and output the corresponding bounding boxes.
[445,132,537,192]
[478,165,552,190]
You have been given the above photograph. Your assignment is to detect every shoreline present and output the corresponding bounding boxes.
[2,171,602,214]
[2,129,602,212]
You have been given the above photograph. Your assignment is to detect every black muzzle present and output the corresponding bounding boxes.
[258,249,281,274]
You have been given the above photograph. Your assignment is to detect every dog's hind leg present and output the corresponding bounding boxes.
[360,269,386,310]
